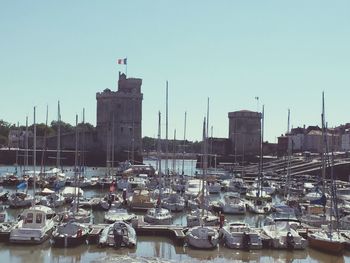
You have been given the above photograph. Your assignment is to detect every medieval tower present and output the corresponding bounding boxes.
[96,72,143,165]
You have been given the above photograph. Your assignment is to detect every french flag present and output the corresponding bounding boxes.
[117,58,127,65]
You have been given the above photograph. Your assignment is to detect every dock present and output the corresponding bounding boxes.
[87,216,188,245]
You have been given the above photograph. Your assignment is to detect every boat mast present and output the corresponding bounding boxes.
[165,81,169,176]
[157,111,162,175]
[258,105,264,197]
[172,129,176,174]
[57,101,61,169]
[321,92,326,195]
[285,109,291,200]
[206,98,210,168]
[201,117,207,218]
[33,106,36,205]
[40,105,48,176]
[24,116,28,174]
[74,114,79,213]
[182,111,187,175]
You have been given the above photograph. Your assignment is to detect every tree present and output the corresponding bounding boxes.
[0,120,14,145]
[50,120,74,134]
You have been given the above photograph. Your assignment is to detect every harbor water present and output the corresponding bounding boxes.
[0,159,349,263]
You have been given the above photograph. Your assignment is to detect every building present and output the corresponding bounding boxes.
[342,129,350,152]
[96,72,143,163]
[228,110,262,158]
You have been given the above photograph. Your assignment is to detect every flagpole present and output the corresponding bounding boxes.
[125,57,128,77]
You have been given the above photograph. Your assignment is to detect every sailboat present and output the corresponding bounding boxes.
[246,106,272,214]
[307,92,345,254]
[59,115,92,224]
[186,114,219,249]
[10,108,56,244]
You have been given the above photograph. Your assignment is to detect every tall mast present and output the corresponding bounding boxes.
[24,116,28,172]
[258,105,264,197]
[182,111,187,175]
[172,129,176,174]
[56,101,61,168]
[165,81,169,176]
[285,109,291,200]
[40,105,48,174]
[82,108,86,175]
[74,114,79,212]
[201,117,207,218]
[206,98,210,168]
[321,92,326,194]
[33,106,36,204]
[157,111,162,174]
[111,112,115,174]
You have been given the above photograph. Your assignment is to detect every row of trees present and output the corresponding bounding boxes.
[0,119,95,146]
[0,119,201,153]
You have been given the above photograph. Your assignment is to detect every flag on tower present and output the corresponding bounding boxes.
[117,58,127,65]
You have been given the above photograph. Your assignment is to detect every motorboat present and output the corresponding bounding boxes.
[162,192,185,212]
[39,192,65,208]
[184,179,202,199]
[99,193,122,210]
[144,207,172,225]
[0,205,16,242]
[218,193,246,214]
[219,222,262,250]
[10,205,55,244]
[104,208,137,224]
[262,216,307,249]
[206,180,221,194]
[98,221,137,248]
[61,186,84,203]
[186,225,219,249]
[52,221,89,247]
[8,192,35,208]
[246,198,272,214]
[129,189,156,211]
[225,178,248,194]
[187,209,219,227]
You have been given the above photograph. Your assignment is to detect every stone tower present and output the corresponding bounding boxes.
[228,110,262,158]
[96,72,143,164]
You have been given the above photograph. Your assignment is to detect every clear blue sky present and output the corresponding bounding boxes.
[1,1,350,142]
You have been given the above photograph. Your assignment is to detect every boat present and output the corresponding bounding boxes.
[0,205,16,242]
[8,192,35,208]
[128,189,155,211]
[186,225,219,249]
[9,205,56,244]
[225,178,248,194]
[262,215,307,249]
[218,193,246,214]
[52,221,89,247]
[61,186,84,203]
[184,179,202,199]
[61,205,92,224]
[162,192,185,212]
[206,180,221,194]
[219,222,262,250]
[246,197,272,214]
[99,193,122,210]
[308,229,344,254]
[144,207,172,225]
[104,208,137,224]
[185,115,219,250]
[39,191,65,208]
[305,92,345,254]
[98,221,137,248]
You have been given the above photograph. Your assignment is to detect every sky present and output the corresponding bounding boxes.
[1,1,350,143]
